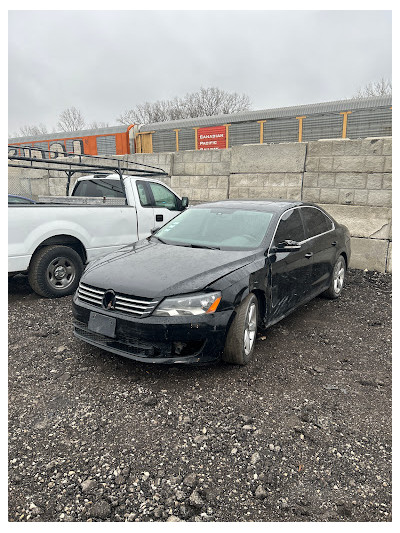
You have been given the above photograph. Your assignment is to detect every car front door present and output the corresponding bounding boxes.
[300,206,337,296]
[269,207,314,321]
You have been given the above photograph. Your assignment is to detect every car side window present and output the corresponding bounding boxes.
[274,208,305,245]
[148,182,179,211]
[301,207,333,239]
[136,181,152,207]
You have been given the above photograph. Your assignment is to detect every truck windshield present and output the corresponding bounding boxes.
[155,207,274,250]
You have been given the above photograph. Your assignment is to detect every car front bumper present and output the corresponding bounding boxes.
[72,294,233,364]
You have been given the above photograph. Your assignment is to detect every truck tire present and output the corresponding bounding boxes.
[28,245,84,298]
[222,293,258,365]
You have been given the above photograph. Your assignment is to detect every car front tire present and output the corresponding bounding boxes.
[222,293,258,365]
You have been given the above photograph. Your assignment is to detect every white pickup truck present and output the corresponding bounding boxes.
[8,174,188,298]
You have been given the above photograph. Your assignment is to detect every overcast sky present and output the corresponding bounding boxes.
[8,9,392,135]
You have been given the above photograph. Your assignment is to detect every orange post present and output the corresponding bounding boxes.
[296,116,306,143]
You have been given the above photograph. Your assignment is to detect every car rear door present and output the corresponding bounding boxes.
[269,207,314,321]
[299,206,337,296]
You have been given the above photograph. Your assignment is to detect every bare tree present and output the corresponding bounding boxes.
[57,106,86,132]
[354,78,392,98]
[12,123,48,137]
[117,87,252,124]
[87,121,110,129]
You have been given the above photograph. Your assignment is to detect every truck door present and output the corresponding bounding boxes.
[146,181,184,229]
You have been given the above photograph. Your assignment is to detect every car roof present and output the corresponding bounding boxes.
[192,199,309,213]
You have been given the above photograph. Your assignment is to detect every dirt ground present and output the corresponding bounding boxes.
[8,269,392,522]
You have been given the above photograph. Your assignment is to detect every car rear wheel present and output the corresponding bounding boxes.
[222,293,258,365]
[322,255,346,299]
[28,245,84,298]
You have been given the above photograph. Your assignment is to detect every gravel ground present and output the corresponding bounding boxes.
[8,269,392,522]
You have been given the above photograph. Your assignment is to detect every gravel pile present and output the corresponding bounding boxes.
[8,269,392,522]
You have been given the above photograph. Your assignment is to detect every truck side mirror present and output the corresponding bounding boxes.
[181,197,189,209]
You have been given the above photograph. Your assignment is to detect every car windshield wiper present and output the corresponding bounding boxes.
[189,244,220,250]
[148,234,168,244]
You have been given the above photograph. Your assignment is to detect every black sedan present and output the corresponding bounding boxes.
[72,200,351,365]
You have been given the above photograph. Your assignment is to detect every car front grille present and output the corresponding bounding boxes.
[77,282,159,318]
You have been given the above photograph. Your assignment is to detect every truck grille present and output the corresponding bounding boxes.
[77,282,159,318]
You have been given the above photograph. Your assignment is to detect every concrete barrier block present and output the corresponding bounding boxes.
[305,157,319,172]
[382,138,392,156]
[387,242,392,273]
[335,173,367,189]
[248,187,268,199]
[382,174,392,189]
[319,189,340,204]
[268,173,285,186]
[339,189,355,205]
[349,237,388,272]
[286,187,302,200]
[189,175,208,188]
[332,156,365,172]
[307,140,333,156]
[384,156,392,173]
[364,156,385,173]
[353,190,368,205]
[361,138,384,155]
[303,172,319,188]
[367,190,392,207]
[366,174,383,189]
[302,188,320,202]
[230,143,307,173]
[319,157,334,172]
[191,188,209,201]
[270,186,288,199]
[208,188,228,201]
[318,173,335,187]
[173,162,185,175]
[320,204,392,240]
[343,140,363,156]
[284,173,302,187]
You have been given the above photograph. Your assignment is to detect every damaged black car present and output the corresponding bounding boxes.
[72,200,351,365]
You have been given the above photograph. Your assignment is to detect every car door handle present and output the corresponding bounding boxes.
[156,214,163,222]
[304,252,313,258]
[331,241,337,246]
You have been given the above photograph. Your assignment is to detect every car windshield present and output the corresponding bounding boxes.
[155,207,274,250]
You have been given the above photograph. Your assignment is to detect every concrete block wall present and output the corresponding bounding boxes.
[303,138,392,208]
[8,138,392,272]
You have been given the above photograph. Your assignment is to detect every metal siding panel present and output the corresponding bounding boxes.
[176,128,196,151]
[302,114,343,141]
[347,108,392,138]
[263,118,298,143]
[96,136,116,155]
[152,130,176,153]
[229,122,260,147]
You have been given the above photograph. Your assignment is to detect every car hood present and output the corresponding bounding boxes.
[82,239,256,299]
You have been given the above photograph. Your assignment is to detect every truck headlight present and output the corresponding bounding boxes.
[153,291,221,316]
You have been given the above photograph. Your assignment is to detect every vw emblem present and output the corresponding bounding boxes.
[103,290,116,310]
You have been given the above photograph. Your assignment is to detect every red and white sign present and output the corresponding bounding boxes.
[197,126,226,150]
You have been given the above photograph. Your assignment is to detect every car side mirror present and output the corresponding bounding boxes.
[271,240,301,253]
[180,197,189,209]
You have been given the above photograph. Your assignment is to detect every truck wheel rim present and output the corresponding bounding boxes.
[333,259,345,294]
[46,257,76,290]
[244,302,257,356]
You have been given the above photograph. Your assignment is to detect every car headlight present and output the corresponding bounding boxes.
[153,291,222,316]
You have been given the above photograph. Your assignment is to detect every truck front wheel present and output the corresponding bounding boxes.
[28,245,84,298]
